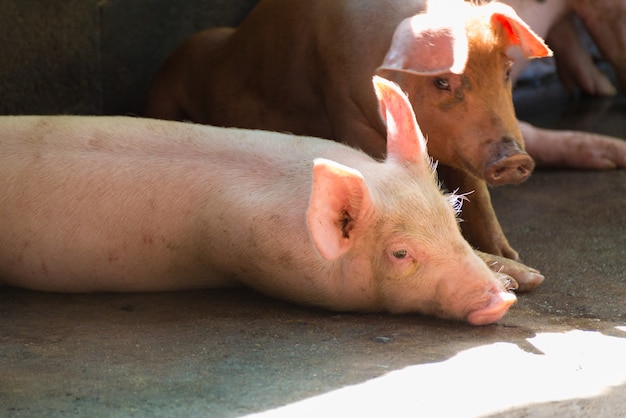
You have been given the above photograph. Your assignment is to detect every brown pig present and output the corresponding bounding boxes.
[0,77,518,325]
[144,0,550,279]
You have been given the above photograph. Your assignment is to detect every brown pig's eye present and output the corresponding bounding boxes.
[392,249,408,259]
[434,77,451,91]
[505,61,513,82]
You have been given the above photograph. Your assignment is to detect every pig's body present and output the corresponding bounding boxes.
[0,79,518,325]
[146,0,530,167]
[145,0,401,150]
[0,116,321,295]
[145,0,552,283]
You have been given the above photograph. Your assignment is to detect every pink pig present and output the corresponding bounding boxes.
[0,77,516,325]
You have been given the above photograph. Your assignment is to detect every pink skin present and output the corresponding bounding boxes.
[0,77,516,325]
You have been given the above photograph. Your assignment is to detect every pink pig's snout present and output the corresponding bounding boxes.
[466,288,517,326]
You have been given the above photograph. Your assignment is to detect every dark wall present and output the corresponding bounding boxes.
[0,0,258,116]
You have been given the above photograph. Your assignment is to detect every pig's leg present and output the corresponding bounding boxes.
[568,0,626,93]
[520,121,626,169]
[438,166,544,292]
[438,165,518,260]
[547,15,616,96]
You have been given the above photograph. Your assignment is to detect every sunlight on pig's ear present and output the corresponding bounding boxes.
[379,13,469,75]
[372,76,429,167]
[488,4,552,59]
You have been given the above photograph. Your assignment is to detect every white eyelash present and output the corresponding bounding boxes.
[447,188,473,217]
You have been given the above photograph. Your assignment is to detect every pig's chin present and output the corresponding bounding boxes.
[466,289,517,326]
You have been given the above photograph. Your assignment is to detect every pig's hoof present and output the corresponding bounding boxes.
[509,269,544,292]
[494,262,543,292]
[476,250,545,292]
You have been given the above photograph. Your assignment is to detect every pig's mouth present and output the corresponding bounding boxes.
[424,274,518,326]
[465,275,518,326]
[466,287,517,326]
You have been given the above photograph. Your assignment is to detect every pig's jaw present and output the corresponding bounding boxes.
[466,289,517,325]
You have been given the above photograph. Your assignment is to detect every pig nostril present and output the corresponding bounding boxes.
[495,161,532,179]
[486,155,535,185]
[492,167,506,180]
[517,162,533,177]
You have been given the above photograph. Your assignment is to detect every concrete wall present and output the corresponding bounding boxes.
[0,0,258,116]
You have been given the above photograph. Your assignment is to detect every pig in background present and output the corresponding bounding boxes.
[503,0,626,169]
[0,77,518,325]
[144,0,554,287]
[506,0,626,98]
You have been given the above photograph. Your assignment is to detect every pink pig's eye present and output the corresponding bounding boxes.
[392,249,408,259]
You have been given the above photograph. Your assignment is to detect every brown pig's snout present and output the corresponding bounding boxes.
[484,136,535,186]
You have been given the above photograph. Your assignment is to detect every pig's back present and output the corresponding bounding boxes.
[0,116,370,292]
[0,116,368,185]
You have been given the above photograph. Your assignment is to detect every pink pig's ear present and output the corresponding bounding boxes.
[307,159,371,261]
[372,76,428,166]
[489,3,552,59]
[379,13,469,75]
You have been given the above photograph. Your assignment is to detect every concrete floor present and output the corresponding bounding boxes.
[1,81,625,417]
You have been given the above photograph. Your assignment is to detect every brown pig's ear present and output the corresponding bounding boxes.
[307,159,371,261]
[379,14,469,75]
[489,4,553,59]
[372,76,429,167]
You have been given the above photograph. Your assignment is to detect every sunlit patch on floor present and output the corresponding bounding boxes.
[246,328,626,417]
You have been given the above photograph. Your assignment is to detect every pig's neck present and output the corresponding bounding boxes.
[189,133,382,310]
[192,169,379,312]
